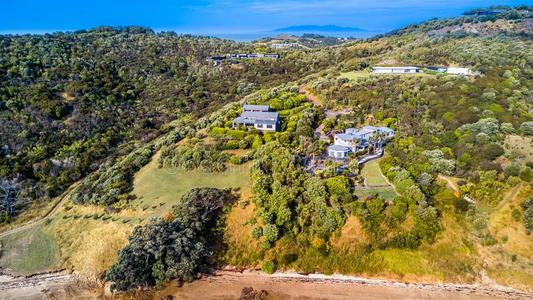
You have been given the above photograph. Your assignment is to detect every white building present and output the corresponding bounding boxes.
[446,67,471,75]
[233,104,280,132]
[372,66,420,74]
[327,126,394,159]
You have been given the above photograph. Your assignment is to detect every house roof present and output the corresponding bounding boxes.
[373,66,419,70]
[336,133,359,141]
[328,145,351,152]
[232,117,255,125]
[243,104,270,112]
[241,111,279,121]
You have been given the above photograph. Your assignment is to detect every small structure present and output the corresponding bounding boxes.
[228,53,280,59]
[372,66,420,74]
[206,56,226,66]
[327,126,394,159]
[233,104,280,132]
[446,67,472,76]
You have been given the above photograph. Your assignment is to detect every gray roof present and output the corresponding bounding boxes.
[232,117,255,125]
[328,145,351,152]
[243,104,270,112]
[336,133,359,141]
[373,66,419,70]
[241,111,279,121]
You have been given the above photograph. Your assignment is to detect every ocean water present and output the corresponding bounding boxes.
[212,30,385,42]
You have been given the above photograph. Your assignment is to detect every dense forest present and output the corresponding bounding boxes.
[0,5,532,294]
[0,27,342,214]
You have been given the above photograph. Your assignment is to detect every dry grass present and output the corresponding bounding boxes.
[489,184,533,259]
[330,216,368,251]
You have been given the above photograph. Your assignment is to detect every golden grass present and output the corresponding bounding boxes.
[489,184,533,259]
[330,216,368,251]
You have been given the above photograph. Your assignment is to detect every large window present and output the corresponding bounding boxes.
[266,124,273,129]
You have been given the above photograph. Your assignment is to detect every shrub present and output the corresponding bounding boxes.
[262,223,279,243]
[454,198,470,212]
[261,260,276,274]
[524,207,533,232]
[519,167,533,182]
[511,208,521,221]
[520,121,533,135]
[252,226,263,239]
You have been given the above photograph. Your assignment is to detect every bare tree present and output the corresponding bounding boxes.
[0,180,20,216]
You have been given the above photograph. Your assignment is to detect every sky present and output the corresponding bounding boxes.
[1,0,530,38]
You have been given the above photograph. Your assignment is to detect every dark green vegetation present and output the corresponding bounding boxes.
[107,188,235,291]
[1,6,532,293]
[0,27,340,217]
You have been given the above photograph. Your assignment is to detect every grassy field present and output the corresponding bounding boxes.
[361,159,389,186]
[0,223,59,275]
[0,151,252,278]
[339,71,370,81]
[354,187,397,201]
[131,152,251,216]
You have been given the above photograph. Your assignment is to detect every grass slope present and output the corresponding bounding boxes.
[0,151,252,278]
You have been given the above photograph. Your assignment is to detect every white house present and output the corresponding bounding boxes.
[233,104,280,132]
[446,67,471,75]
[372,66,420,74]
[327,126,394,159]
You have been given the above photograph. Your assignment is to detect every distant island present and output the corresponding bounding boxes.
[273,24,365,33]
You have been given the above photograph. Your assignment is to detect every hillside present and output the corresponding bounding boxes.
[0,6,532,297]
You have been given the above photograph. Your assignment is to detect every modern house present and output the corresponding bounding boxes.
[372,66,420,74]
[327,126,394,159]
[446,67,471,75]
[233,104,280,132]
[228,53,280,59]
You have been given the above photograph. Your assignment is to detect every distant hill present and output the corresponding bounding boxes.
[273,25,364,33]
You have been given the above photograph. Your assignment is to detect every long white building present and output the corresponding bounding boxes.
[372,66,420,74]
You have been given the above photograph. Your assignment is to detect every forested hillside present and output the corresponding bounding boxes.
[0,6,532,295]
[0,27,340,214]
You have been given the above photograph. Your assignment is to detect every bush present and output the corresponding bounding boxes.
[511,208,521,221]
[106,188,234,291]
[454,198,470,212]
[519,167,533,182]
[261,260,276,274]
[252,226,263,239]
[524,207,533,232]
[520,121,533,135]
[262,223,279,243]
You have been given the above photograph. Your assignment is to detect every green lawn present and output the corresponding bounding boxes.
[354,187,397,201]
[339,71,370,81]
[361,159,389,186]
[0,224,59,275]
[131,154,251,216]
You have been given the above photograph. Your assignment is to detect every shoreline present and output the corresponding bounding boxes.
[2,269,531,299]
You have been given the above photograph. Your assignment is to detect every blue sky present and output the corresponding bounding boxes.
[1,0,529,36]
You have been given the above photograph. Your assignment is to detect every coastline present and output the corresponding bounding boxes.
[2,269,532,299]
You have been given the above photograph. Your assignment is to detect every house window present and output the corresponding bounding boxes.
[257,124,263,128]
[266,124,273,129]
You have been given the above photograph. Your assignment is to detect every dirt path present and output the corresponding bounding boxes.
[299,84,322,107]
[0,271,101,299]
[378,164,400,196]
[0,183,77,239]
[495,183,523,211]
[158,270,533,300]
[437,174,460,193]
